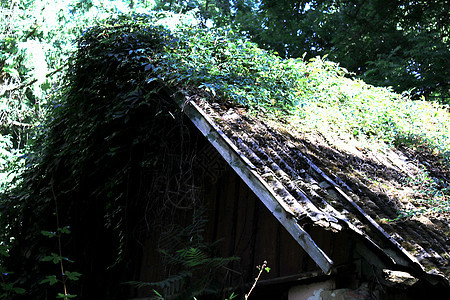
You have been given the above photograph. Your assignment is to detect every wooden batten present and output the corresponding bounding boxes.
[172,93,334,275]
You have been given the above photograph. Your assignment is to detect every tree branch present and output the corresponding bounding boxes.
[1,65,66,96]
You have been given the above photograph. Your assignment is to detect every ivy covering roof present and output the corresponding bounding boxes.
[60,10,450,285]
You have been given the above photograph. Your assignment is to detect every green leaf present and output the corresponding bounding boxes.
[41,252,63,264]
[65,271,82,281]
[40,275,59,286]
[41,230,57,238]
[0,244,9,257]
[57,226,71,234]
[146,77,158,84]
[13,287,26,294]
[2,66,19,78]
[57,293,77,298]
[144,63,154,71]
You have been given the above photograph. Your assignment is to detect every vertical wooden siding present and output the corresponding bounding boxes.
[203,165,317,286]
[137,137,353,295]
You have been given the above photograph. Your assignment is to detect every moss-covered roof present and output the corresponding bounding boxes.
[173,89,450,285]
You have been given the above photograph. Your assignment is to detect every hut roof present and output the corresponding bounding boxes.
[170,90,450,287]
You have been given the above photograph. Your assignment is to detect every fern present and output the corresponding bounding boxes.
[126,271,190,297]
[127,208,239,299]
[179,247,209,268]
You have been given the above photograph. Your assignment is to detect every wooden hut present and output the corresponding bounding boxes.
[134,90,449,300]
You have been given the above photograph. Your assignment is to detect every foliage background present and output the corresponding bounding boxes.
[1,0,449,195]
[148,0,449,102]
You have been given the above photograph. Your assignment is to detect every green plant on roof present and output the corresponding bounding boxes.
[130,13,450,165]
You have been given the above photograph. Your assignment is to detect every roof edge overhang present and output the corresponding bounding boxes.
[171,91,334,274]
[168,89,448,286]
[295,134,450,286]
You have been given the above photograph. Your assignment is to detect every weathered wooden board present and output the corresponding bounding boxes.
[171,94,333,274]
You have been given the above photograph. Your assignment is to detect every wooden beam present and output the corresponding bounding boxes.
[293,148,424,269]
[172,94,333,274]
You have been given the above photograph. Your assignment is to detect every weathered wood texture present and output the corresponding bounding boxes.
[173,96,334,274]
[202,160,353,287]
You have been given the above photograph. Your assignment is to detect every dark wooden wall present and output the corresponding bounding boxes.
[204,166,312,285]
[137,140,354,297]
[202,150,353,289]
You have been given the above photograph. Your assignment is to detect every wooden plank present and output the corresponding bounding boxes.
[253,200,281,281]
[214,169,236,257]
[293,148,424,269]
[278,219,307,276]
[172,94,334,275]
[235,176,260,283]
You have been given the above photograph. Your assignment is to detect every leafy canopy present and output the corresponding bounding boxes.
[152,0,450,102]
[138,12,450,165]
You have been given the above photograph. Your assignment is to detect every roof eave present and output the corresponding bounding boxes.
[172,92,334,275]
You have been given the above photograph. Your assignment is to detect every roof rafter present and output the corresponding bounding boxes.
[172,92,334,274]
